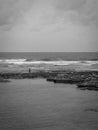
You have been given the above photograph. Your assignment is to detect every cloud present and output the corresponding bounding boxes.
[0,0,98,52]
[0,0,97,34]
[0,0,35,29]
[55,0,86,10]
[55,0,98,26]
[0,0,98,31]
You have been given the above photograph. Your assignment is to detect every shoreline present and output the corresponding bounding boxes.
[0,69,98,91]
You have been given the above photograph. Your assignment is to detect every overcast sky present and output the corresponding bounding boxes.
[0,0,98,52]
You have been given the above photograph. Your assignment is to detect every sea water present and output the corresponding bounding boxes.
[0,79,98,130]
[0,52,98,71]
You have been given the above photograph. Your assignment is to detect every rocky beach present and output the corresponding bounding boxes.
[0,67,98,91]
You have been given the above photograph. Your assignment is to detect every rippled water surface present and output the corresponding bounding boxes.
[0,79,98,130]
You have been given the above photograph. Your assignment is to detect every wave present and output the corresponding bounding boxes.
[0,59,26,63]
[0,59,98,66]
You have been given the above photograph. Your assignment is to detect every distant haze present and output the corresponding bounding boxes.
[0,0,98,52]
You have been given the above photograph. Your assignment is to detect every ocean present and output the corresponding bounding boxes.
[0,52,98,72]
[0,52,98,61]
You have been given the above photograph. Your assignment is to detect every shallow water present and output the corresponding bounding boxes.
[0,79,98,130]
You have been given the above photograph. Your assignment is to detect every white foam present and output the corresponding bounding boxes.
[0,59,98,66]
[0,59,26,64]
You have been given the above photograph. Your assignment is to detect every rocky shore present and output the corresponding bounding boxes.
[46,70,98,91]
[49,71,98,90]
[0,70,98,90]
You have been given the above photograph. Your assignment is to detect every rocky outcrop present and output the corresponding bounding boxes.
[0,70,98,90]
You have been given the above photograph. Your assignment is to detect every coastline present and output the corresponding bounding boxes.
[0,53,98,90]
[0,68,98,90]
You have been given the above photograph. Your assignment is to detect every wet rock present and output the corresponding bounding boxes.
[77,82,98,91]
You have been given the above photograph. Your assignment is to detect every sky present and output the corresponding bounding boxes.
[0,0,98,52]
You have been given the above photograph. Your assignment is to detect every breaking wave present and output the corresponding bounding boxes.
[0,59,98,66]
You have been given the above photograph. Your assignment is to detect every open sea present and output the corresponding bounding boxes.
[0,52,98,71]
[0,52,98,60]
[0,52,98,130]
